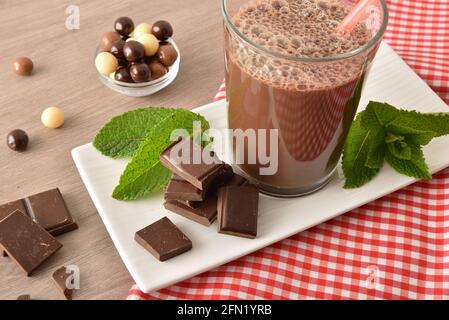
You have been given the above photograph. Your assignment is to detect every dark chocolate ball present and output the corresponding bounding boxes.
[129,63,151,82]
[109,39,126,60]
[123,40,145,62]
[117,58,129,67]
[157,42,178,66]
[148,60,168,80]
[7,129,29,151]
[114,17,134,36]
[114,66,133,83]
[151,20,173,40]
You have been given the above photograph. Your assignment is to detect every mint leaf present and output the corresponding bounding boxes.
[387,140,412,160]
[342,101,449,188]
[112,109,210,200]
[365,129,386,169]
[93,107,209,159]
[384,132,404,144]
[342,114,381,188]
[387,111,449,138]
[361,101,401,128]
[385,144,431,180]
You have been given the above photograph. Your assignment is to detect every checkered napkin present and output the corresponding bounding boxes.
[128,0,449,299]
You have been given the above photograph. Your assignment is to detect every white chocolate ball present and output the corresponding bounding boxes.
[41,107,65,129]
[133,23,152,39]
[137,34,159,56]
[95,52,118,75]
[126,37,136,42]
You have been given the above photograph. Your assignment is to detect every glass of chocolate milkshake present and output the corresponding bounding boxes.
[222,0,388,197]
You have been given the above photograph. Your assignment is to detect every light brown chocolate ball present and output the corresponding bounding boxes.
[148,60,168,80]
[12,57,34,76]
[157,43,178,67]
[100,31,121,51]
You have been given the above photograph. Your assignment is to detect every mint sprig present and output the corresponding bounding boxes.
[93,107,188,158]
[93,107,210,200]
[343,101,449,188]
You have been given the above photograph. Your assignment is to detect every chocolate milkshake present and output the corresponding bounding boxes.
[224,0,385,196]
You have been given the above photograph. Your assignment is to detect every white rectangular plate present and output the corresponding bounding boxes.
[72,43,449,293]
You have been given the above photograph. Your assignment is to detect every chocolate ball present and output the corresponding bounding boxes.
[12,57,33,76]
[41,107,65,129]
[100,31,121,51]
[95,52,118,75]
[151,20,173,40]
[129,63,151,82]
[7,129,29,151]
[157,43,178,67]
[148,60,168,80]
[137,34,159,56]
[118,58,129,67]
[134,23,152,39]
[110,39,126,60]
[114,17,134,36]
[123,40,145,62]
[114,66,133,83]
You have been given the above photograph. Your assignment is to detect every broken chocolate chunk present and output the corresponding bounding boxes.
[52,266,75,300]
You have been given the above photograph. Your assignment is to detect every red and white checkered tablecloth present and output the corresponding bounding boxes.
[128,0,449,300]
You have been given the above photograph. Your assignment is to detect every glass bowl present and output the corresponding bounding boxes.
[96,39,180,97]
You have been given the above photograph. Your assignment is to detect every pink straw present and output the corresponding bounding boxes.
[337,0,378,33]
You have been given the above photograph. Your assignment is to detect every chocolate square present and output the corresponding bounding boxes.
[0,188,77,257]
[25,189,74,232]
[164,196,218,226]
[0,199,27,221]
[0,210,62,276]
[135,217,192,261]
[165,175,206,202]
[217,185,259,239]
[0,188,78,236]
[160,138,225,190]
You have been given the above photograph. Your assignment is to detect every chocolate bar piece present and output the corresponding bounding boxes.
[165,174,206,202]
[52,266,74,300]
[0,200,27,257]
[0,188,77,256]
[165,165,235,203]
[0,188,78,236]
[135,217,192,261]
[0,210,62,276]
[160,138,225,190]
[164,196,218,226]
[217,185,259,239]
[17,294,31,300]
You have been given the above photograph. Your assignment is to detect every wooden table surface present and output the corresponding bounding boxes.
[0,0,224,300]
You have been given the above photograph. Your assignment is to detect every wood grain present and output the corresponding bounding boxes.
[0,0,224,300]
